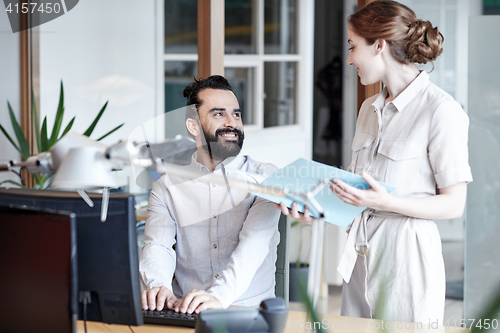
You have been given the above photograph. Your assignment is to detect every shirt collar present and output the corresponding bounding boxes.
[372,71,431,113]
[189,150,245,172]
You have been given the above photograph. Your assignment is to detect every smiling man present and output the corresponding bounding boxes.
[139,75,281,314]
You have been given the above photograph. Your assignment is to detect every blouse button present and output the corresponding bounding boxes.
[215,274,219,278]
[213,244,217,249]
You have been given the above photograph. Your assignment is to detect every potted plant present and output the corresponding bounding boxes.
[289,220,311,302]
[0,81,124,189]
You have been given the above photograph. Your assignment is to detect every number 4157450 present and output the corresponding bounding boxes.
[5,2,62,14]
[445,319,499,330]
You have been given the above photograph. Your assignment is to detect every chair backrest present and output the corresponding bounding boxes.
[274,213,290,304]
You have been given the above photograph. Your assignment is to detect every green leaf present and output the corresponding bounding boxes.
[32,173,40,184]
[61,116,76,137]
[0,124,20,152]
[298,278,324,333]
[31,89,41,153]
[84,101,108,137]
[40,116,49,152]
[7,102,30,160]
[32,174,44,189]
[0,180,24,188]
[96,123,124,141]
[471,286,500,333]
[48,81,65,148]
[42,174,53,189]
[291,221,301,228]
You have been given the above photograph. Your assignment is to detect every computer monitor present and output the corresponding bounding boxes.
[0,188,143,326]
[0,204,78,333]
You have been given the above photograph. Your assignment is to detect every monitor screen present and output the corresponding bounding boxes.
[0,188,143,326]
[0,204,78,333]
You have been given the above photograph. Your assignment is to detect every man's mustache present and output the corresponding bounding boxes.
[214,127,244,139]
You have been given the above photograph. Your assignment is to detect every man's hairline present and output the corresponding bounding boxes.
[187,87,237,120]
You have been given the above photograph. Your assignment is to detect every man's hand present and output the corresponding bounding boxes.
[173,289,223,314]
[272,201,314,225]
[141,286,178,311]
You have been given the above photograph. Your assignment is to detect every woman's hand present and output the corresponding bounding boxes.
[330,171,390,210]
[331,172,468,220]
[272,201,314,225]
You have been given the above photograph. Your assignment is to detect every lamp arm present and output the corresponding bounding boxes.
[139,159,288,198]
[133,158,327,216]
[0,161,15,172]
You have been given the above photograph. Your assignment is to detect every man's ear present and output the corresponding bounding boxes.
[186,118,200,137]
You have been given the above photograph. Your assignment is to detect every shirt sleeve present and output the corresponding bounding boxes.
[428,100,473,188]
[139,177,177,292]
[206,195,281,308]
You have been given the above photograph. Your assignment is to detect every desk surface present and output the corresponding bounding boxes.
[77,311,470,333]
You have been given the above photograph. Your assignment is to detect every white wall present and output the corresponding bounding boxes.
[0,9,21,186]
[39,0,158,147]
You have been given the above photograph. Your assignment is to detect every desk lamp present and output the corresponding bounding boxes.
[0,131,119,221]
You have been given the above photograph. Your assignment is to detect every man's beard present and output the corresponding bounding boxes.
[202,126,245,162]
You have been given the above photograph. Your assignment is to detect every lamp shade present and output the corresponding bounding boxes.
[51,146,118,190]
[51,131,106,170]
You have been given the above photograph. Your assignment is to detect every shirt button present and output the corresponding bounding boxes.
[212,215,217,219]
[215,274,219,278]
[213,244,217,249]
[211,183,216,187]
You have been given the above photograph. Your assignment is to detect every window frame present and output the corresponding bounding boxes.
[159,0,315,164]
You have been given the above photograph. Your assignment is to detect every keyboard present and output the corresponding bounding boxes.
[143,309,199,327]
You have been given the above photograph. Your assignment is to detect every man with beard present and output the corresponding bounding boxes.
[140,75,281,314]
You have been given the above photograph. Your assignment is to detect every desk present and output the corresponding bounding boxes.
[77,311,470,333]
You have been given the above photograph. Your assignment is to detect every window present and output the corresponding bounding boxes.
[162,0,314,166]
[224,0,300,128]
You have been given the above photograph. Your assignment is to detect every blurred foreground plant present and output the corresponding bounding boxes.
[0,81,124,188]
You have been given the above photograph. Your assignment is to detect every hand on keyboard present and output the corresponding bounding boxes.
[141,286,178,311]
[142,308,198,327]
[173,289,223,314]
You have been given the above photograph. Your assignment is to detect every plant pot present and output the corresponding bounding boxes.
[289,263,309,302]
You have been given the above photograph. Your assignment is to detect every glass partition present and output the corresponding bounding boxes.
[465,15,500,321]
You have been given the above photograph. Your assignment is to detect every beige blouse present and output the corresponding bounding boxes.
[350,71,472,197]
[338,71,473,322]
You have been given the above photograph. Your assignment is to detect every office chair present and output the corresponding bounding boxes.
[274,213,290,304]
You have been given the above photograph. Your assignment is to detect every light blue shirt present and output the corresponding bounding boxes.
[139,152,280,308]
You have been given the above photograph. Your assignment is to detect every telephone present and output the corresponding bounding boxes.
[195,297,288,333]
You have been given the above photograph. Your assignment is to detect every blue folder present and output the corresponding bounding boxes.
[251,158,395,228]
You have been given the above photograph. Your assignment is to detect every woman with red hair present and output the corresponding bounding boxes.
[278,0,472,323]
